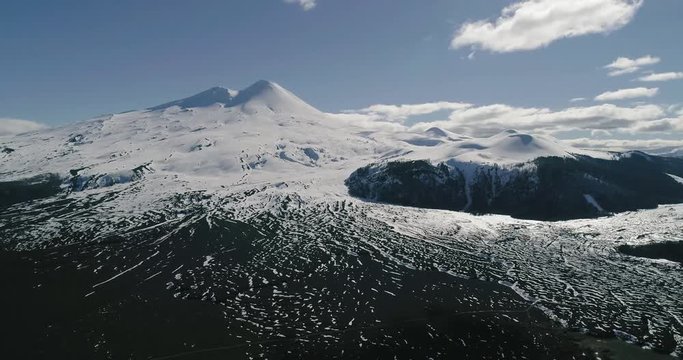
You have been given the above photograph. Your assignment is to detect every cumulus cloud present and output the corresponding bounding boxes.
[604,55,660,76]
[327,112,407,132]
[0,118,47,137]
[348,101,472,123]
[638,72,683,82]
[451,0,643,53]
[284,0,316,11]
[408,103,666,137]
[594,87,658,101]
[340,99,683,154]
[344,100,679,138]
[631,117,683,132]
[566,137,683,154]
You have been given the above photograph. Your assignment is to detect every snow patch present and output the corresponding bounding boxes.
[583,194,605,213]
[203,255,214,267]
[668,173,683,184]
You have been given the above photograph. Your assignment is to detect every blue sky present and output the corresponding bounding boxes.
[1,0,682,150]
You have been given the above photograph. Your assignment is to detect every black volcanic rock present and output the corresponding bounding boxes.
[346,160,469,211]
[0,174,63,208]
[346,154,683,221]
[618,241,683,264]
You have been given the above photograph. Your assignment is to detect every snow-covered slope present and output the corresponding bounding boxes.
[0,80,609,197]
[0,81,386,196]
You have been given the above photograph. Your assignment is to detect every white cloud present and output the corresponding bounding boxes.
[566,137,683,154]
[590,129,613,137]
[348,101,472,123]
[638,72,683,82]
[451,0,643,53]
[0,118,47,137]
[411,103,665,137]
[604,55,660,76]
[349,102,673,136]
[631,117,683,132]
[284,0,316,11]
[594,87,658,101]
[341,99,683,154]
[570,97,587,103]
[327,112,407,132]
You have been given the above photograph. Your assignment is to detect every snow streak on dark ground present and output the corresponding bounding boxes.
[0,185,680,359]
[364,204,683,356]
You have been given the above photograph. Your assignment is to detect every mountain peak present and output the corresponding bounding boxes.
[149,86,237,111]
[231,80,284,106]
[206,86,229,91]
[248,79,278,90]
[148,80,320,115]
[424,127,449,138]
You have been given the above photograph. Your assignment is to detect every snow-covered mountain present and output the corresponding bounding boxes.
[2,80,683,219]
[1,80,378,194]
[3,81,683,359]
[405,129,609,165]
